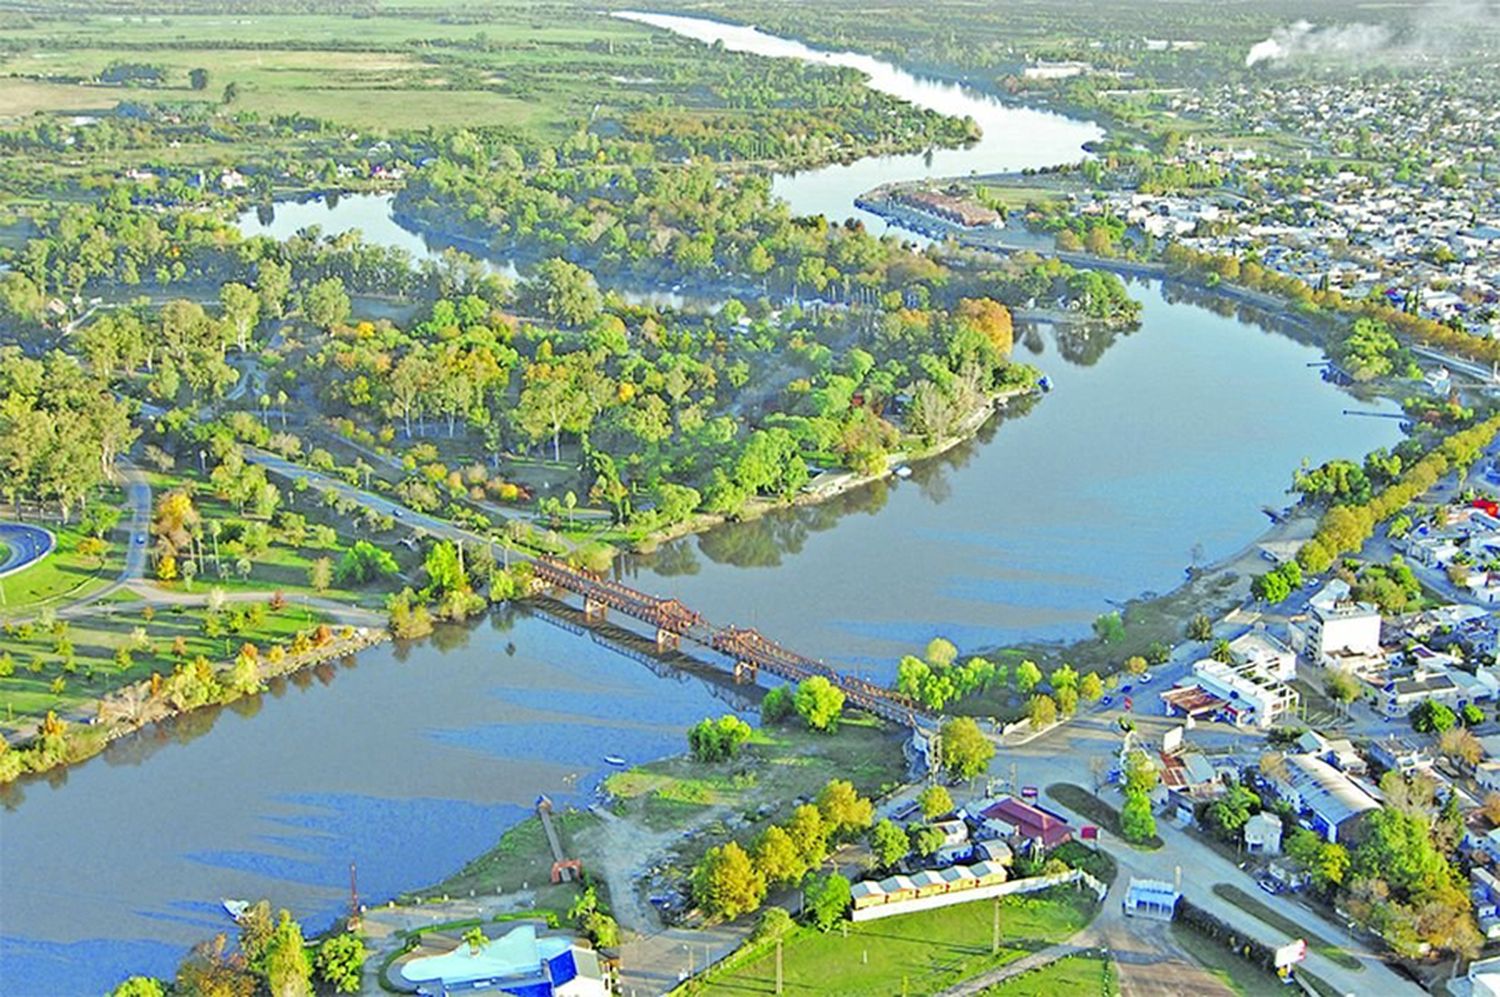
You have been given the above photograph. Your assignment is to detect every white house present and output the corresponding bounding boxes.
[1230,629,1297,682]
[1244,811,1283,855]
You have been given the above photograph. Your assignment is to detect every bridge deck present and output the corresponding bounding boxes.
[532,556,931,725]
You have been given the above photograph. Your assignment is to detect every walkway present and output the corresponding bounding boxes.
[938,942,1095,996]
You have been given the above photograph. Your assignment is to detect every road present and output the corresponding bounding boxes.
[990,712,1421,996]
[53,462,153,617]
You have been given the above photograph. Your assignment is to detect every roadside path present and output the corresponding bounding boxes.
[938,941,1094,996]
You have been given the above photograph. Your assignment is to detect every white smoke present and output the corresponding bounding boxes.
[1245,0,1500,67]
[1244,20,1392,67]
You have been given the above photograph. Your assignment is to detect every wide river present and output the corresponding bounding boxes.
[1,14,1402,994]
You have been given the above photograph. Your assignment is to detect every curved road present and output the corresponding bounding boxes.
[0,522,56,577]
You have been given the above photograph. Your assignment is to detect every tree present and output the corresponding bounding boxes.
[785,804,830,867]
[304,277,350,331]
[1439,726,1483,767]
[793,676,845,732]
[261,910,312,997]
[1187,613,1214,641]
[940,716,994,780]
[1056,686,1079,717]
[1411,698,1457,734]
[1122,750,1159,795]
[423,540,468,596]
[688,714,753,763]
[308,556,333,594]
[1050,664,1079,692]
[189,67,210,91]
[1015,659,1042,693]
[918,784,954,820]
[910,823,946,857]
[335,541,398,585]
[751,824,806,887]
[817,779,874,838]
[925,636,958,667]
[529,258,602,326]
[1203,783,1261,842]
[1026,693,1058,728]
[870,818,908,869]
[1124,655,1148,676]
[220,283,260,352]
[314,933,366,995]
[1324,668,1359,710]
[1120,791,1156,843]
[804,873,851,931]
[1079,672,1104,702]
[111,978,166,997]
[761,686,792,723]
[175,933,255,997]
[692,841,766,921]
[463,926,487,954]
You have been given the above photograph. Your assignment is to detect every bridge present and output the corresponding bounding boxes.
[529,556,934,728]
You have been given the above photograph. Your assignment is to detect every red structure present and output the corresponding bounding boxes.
[530,556,931,726]
[980,797,1075,849]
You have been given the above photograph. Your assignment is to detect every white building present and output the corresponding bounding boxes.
[1292,580,1381,666]
[1160,657,1299,729]
[1244,811,1283,855]
[1229,629,1297,682]
[1276,753,1380,843]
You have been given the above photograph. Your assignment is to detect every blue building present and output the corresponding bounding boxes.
[397,922,607,997]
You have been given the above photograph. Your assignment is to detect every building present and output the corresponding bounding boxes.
[1160,657,1299,728]
[396,922,607,997]
[930,818,972,865]
[1244,811,1284,855]
[1229,629,1297,682]
[1380,670,1461,720]
[1292,580,1382,665]
[1275,754,1380,843]
[979,797,1074,849]
[1123,878,1180,920]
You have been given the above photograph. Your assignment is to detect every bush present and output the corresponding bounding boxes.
[687,715,753,763]
[761,686,793,723]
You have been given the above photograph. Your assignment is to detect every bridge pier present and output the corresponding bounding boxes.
[655,628,681,651]
[583,596,607,622]
[733,660,758,684]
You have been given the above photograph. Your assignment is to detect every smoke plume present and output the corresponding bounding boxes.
[1245,0,1498,67]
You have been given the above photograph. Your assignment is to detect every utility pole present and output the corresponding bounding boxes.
[775,938,783,995]
[992,897,1001,955]
[348,861,361,930]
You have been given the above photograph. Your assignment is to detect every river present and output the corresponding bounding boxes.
[1,14,1403,995]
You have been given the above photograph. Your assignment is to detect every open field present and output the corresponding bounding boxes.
[0,516,126,612]
[693,887,1098,996]
[981,951,1114,996]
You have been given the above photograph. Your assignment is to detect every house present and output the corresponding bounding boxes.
[1229,629,1297,682]
[931,818,972,865]
[1380,670,1461,720]
[396,922,607,997]
[1369,734,1432,773]
[1275,753,1380,843]
[971,839,1014,866]
[1123,878,1180,920]
[1291,580,1382,665]
[1244,812,1284,855]
[1466,954,1500,997]
[979,797,1074,850]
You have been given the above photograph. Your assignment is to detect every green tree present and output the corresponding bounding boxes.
[308,556,333,594]
[785,803,830,867]
[761,686,792,723]
[463,926,487,954]
[335,541,398,585]
[940,716,994,780]
[1050,664,1079,692]
[1079,672,1104,702]
[1121,749,1159,795]
[1411,698,1457,734]
[189,67,210,91]
[692,841,766,921]
[1324,668,1360,710]
[1120,791,1157,843]
[261,910,313,997]
[1187,613,1214,641]
[910,823,946,857]
[817,779,874,838]
[314,933,367,995]
[918,784,954,820]
[424,540,468,596]
[529,258,602,326]
[1015,659,1042,694]
[804,873,851,931]
[925,636,958,666]
[870,818,908,869]
[751,824,807,888]
[793,676,845,732]
[688,714,753,763]
[1026,693,1058,728]
[111,978,166,997]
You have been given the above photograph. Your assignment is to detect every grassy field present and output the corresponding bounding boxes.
[605,718,907,832]
[694,887,1098,996]
[411,807,599,915]
[0,517,125,612]
[981,951,1114,996]
[0,7,665,134]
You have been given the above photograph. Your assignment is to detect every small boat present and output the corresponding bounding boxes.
[222,899,250,922]
[604,755,627,767]
[1037,375,1053,392]
[894,465,913,479]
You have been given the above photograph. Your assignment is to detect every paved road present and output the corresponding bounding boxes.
[0,522,55,577]
[991,713,1420,997]
[53,462,152,616]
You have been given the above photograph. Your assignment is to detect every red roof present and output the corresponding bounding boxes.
[980,797,1074,848]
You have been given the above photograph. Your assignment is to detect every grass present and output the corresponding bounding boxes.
[1170,922,1290,997]
[1210,884,1362,972]
[980,951,1115,996]
[1047,784,1164,851]
[606,718,907,833]
[409,808,598,916]
[693,887,1098,996]
[0,515,125,613]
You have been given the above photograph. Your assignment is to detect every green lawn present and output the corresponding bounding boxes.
[0,517,124,612]
[1047,784,1163,850]
[980,951,1114,996]
[695,888,1098,996]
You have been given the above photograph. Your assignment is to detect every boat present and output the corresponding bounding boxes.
[222,899,250,922]
[604,755,627,767]
[1037,375,1053,392]
[894,465,913,479]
